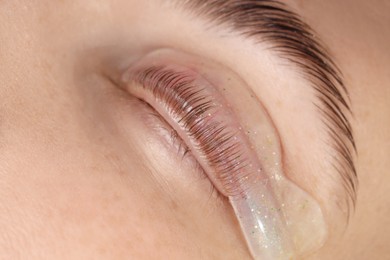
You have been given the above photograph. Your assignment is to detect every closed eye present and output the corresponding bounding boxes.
[107,48,328,258]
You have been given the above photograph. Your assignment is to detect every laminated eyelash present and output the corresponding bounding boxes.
[124,58,328,258]
[130,66,253,195]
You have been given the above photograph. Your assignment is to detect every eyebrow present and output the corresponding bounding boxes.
[176,0,357,214]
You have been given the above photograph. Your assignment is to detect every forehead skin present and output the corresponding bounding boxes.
[0,0,389,259]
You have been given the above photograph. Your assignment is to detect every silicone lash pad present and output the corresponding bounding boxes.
[120,50,327,259]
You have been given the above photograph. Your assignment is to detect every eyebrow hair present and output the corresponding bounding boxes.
[176,0,357,215]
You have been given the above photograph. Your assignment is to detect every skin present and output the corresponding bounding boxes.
[0,0,389,259]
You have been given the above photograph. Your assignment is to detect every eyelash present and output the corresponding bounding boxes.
[129,66,251,196]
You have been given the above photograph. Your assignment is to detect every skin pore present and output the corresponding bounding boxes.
[0,0,389,259]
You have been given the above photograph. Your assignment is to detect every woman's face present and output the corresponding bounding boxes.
[0,0,389,259]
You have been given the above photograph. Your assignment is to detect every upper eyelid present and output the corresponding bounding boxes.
[176,0,357,215]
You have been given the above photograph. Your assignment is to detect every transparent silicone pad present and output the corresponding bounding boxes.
[230,176,327,259]
[121,49,327,260]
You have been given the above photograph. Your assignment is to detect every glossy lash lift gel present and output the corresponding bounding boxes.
[119,49,327,260]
